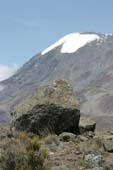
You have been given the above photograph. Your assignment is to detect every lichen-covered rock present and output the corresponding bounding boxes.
[59,132,76,142]
[12,80,80,135]
[85,153,104,169]
[79,117,96,133]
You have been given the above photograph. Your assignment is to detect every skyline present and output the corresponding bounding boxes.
[0,0,113,80]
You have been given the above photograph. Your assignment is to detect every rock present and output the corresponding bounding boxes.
[79,117,96,133]
[0,127,13,140]
[85,153,104,169]
[13,79,80,135]
[86,131,95,138]
[103,159,113,170]
[101,133,113,152]
[103,140,113,152]
[59,132,76,142]
[85,152,113,169]
[78,135,88,142]
[103,135,113,140]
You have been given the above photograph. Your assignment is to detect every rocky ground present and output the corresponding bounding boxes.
[0,80,113,170]
[0,127,113,170]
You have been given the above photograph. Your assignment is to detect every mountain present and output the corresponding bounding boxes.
[0,32,113,130]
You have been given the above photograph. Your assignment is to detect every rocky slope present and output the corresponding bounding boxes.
[0,79,113,170]
[0,32,113,130]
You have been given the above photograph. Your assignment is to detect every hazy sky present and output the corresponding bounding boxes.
[0,0,113,80]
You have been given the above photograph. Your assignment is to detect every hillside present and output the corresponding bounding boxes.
[0,32,113,130]
[0,79,113,170]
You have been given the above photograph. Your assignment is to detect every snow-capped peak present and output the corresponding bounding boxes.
[41,32,100,55]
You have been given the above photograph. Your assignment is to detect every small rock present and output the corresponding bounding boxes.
[87,131,95,138]
[103,135,113,140]
[49,151,54,155]
[85,153,104,169]
[59,132,76,142]
[103,159,113,170]
[78,135,88,142]
[7,133,14,138]
[79,117,96,133]
[103,140,113,152]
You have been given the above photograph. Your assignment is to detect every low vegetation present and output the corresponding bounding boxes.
[0,129,113,170]
[0,131,51,170]
[77,159,89,169]
[1,80,113,169]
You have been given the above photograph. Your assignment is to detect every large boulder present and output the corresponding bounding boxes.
[12,80,80,135]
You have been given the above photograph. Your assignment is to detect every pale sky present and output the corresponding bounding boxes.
[0,0,113,80]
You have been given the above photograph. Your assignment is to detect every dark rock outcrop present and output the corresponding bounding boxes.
[13,80,80,135]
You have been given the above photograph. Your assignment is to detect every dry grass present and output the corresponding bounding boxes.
[0,131,51,170]
[0,128,112,170]
[44,134,59,146]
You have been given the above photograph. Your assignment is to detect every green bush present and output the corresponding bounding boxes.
[0,133,50,170]
[77,159,89,169]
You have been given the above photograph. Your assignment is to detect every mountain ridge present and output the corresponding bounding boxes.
[0,32,113,130]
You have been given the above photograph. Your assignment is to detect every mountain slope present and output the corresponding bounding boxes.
[0,32,113,130]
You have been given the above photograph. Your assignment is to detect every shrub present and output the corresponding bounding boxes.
[0,132,51,170]
[77,159,89,169]
[27,136,41,151]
